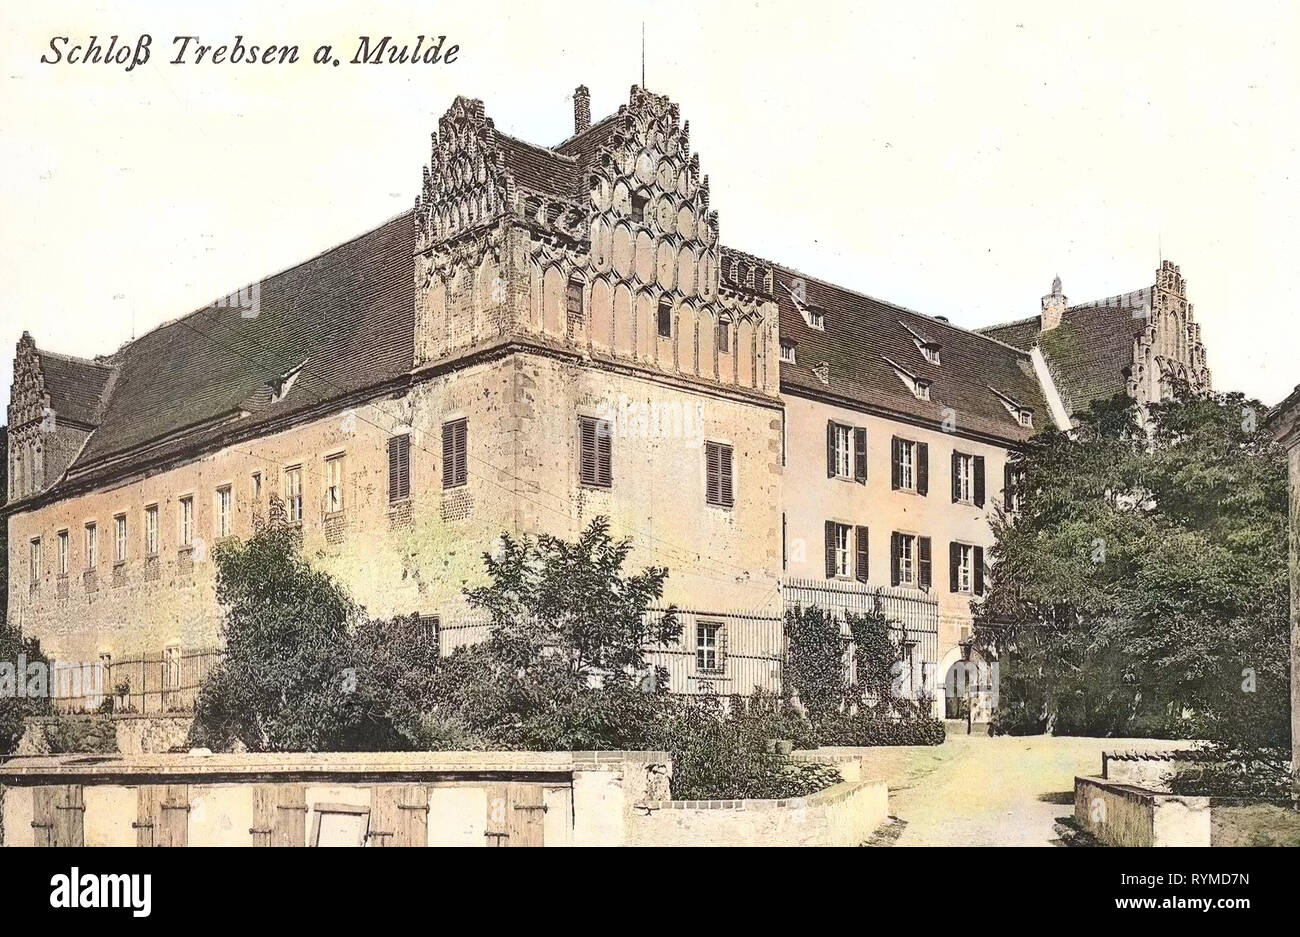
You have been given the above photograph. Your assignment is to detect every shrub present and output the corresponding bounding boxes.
[0,622,52,756]
[814,709,946,747]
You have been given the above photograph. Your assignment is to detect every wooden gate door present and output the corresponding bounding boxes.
[369,785,429,847]
[484,783,546,847]
[134,785,190,846]
[32,785,83,847]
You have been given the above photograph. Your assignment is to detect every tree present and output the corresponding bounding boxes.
[190,526,441,752]
[977,385,1289,774]
[438,516,682,747]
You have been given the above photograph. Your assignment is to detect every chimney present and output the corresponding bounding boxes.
[1041,274,1066,332]
[573,85,591,134]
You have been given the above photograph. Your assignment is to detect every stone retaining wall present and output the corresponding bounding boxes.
[1075,775,1210,847]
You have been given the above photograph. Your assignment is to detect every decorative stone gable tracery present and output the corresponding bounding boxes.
[8,332,50,500]
[1128,260,1211,407]
[411,86,780,396]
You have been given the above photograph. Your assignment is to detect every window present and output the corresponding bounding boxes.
[29,537,41,582]
[85,523,98,568]
[891,532,932,589]
[949,542,984,596]
[807,307,825,330]
[631,193,648,222]
[1004,463,1021,512]
[920,343,941,365]
[578,416,612,488]
[251,471,263,500]
[565,276,584,328]
[826,422,866,482]
[891,437,928,494]
[388,435,410,502]
[704,441,734,508]
[57,530,68,576]
[284,467,303,523]
[780,342,796,364]
[1018,409,1034,428]
[179,497,194,547]
[656,297,672,338]
[114,514,127,563]
[717,316,731,353]
[325,455,344,514]
[144,505,159,555]
[696,622,722,673]
[951,452,985,506]
[442,419,468,489]
[953,453,973,503]
[914,379,931,401]
[216,486,233,536]
[824,521,851,579]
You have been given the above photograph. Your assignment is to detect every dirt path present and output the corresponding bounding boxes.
[853,735,1193,847]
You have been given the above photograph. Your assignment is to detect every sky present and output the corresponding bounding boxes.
[1,0,1297,409]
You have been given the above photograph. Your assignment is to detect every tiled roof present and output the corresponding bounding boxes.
[979,293,1148,416]
[69,212,415,475]
[35,351,114,427]
[765,260,1050,444]
[496,132,579,201]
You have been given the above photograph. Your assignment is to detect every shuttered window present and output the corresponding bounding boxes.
[890,532,932,588]
[824,521,851,579]
[891,437,928,494]
[442,419,468,489]
[854,526,869,582]
[388,434,410,502]
[705,441,734,508]
[826,422,867,482]
[579,416,613,488]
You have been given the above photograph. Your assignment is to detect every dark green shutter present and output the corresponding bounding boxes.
[853,428,867,483]
[854,526,869,582]
[826,422,836,477]
[951,451,961,502]
[949,542,960,592]
[889,532,901,586]
[973,456,985,507]
[974,545,985,595]
[825,521,837,579]
[918,537,932,589]
[917,443,929,495]
[890,438,901,489]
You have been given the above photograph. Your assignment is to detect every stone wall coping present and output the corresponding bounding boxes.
[1102,748,1206,762]
[0,749,672,784]
[1076,775,1210,808]
[633,777,884,812]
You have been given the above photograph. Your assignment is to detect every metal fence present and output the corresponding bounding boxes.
[434,608,785,698]
[52,649,223,715]
[781,578,941,700]
[45,581,935,713]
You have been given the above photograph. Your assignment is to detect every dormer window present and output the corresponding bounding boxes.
[898,320,942,365]
[990,385,1034,428]
[806,306,825,330]
[884,356,931,401]
[780,341,796,364]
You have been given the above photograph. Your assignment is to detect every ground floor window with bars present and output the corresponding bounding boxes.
[695,621,724,673]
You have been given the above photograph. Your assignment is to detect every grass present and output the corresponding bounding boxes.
[1211,803,1300,847]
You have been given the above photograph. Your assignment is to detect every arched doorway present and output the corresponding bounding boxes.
[939,645,997,724]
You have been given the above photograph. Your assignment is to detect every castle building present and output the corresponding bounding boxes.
[3,85,1206,720]
[979,265,1212,423]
